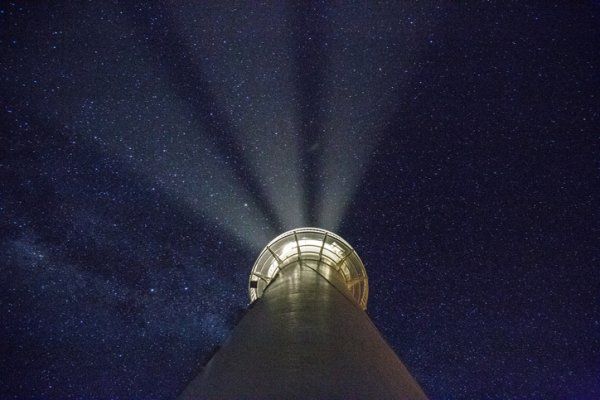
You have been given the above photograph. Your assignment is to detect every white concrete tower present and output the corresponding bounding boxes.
[179,228,428,399]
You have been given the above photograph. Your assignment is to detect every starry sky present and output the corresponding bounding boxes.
[1,1,599,399]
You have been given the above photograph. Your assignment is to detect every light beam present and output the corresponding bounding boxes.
[26,3,278,251]
[315,4,428,231]
[173,3,307,230]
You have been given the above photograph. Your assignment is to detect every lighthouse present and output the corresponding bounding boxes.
[179,227,428,399]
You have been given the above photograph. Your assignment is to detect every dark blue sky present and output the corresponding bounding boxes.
[1,2,598,399]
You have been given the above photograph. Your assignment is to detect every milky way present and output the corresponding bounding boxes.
[1,2,599,399]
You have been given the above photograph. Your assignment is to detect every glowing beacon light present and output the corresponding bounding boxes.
[248,227,368,309]
[179,228,428,400]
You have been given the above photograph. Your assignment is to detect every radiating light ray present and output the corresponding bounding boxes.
[80,95,275,252]
[316,4,429,231]
[172,3,307,230]
[24,4,277,251]
[286,1,330,227]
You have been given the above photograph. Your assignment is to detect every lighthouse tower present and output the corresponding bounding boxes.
[179,227,428,399]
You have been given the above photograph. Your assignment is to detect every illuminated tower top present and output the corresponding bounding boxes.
[248,227,369,309]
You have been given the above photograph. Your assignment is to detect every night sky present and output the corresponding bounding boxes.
[1,2,599,399]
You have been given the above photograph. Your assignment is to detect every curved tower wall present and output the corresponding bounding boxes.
[179,228,428,400]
